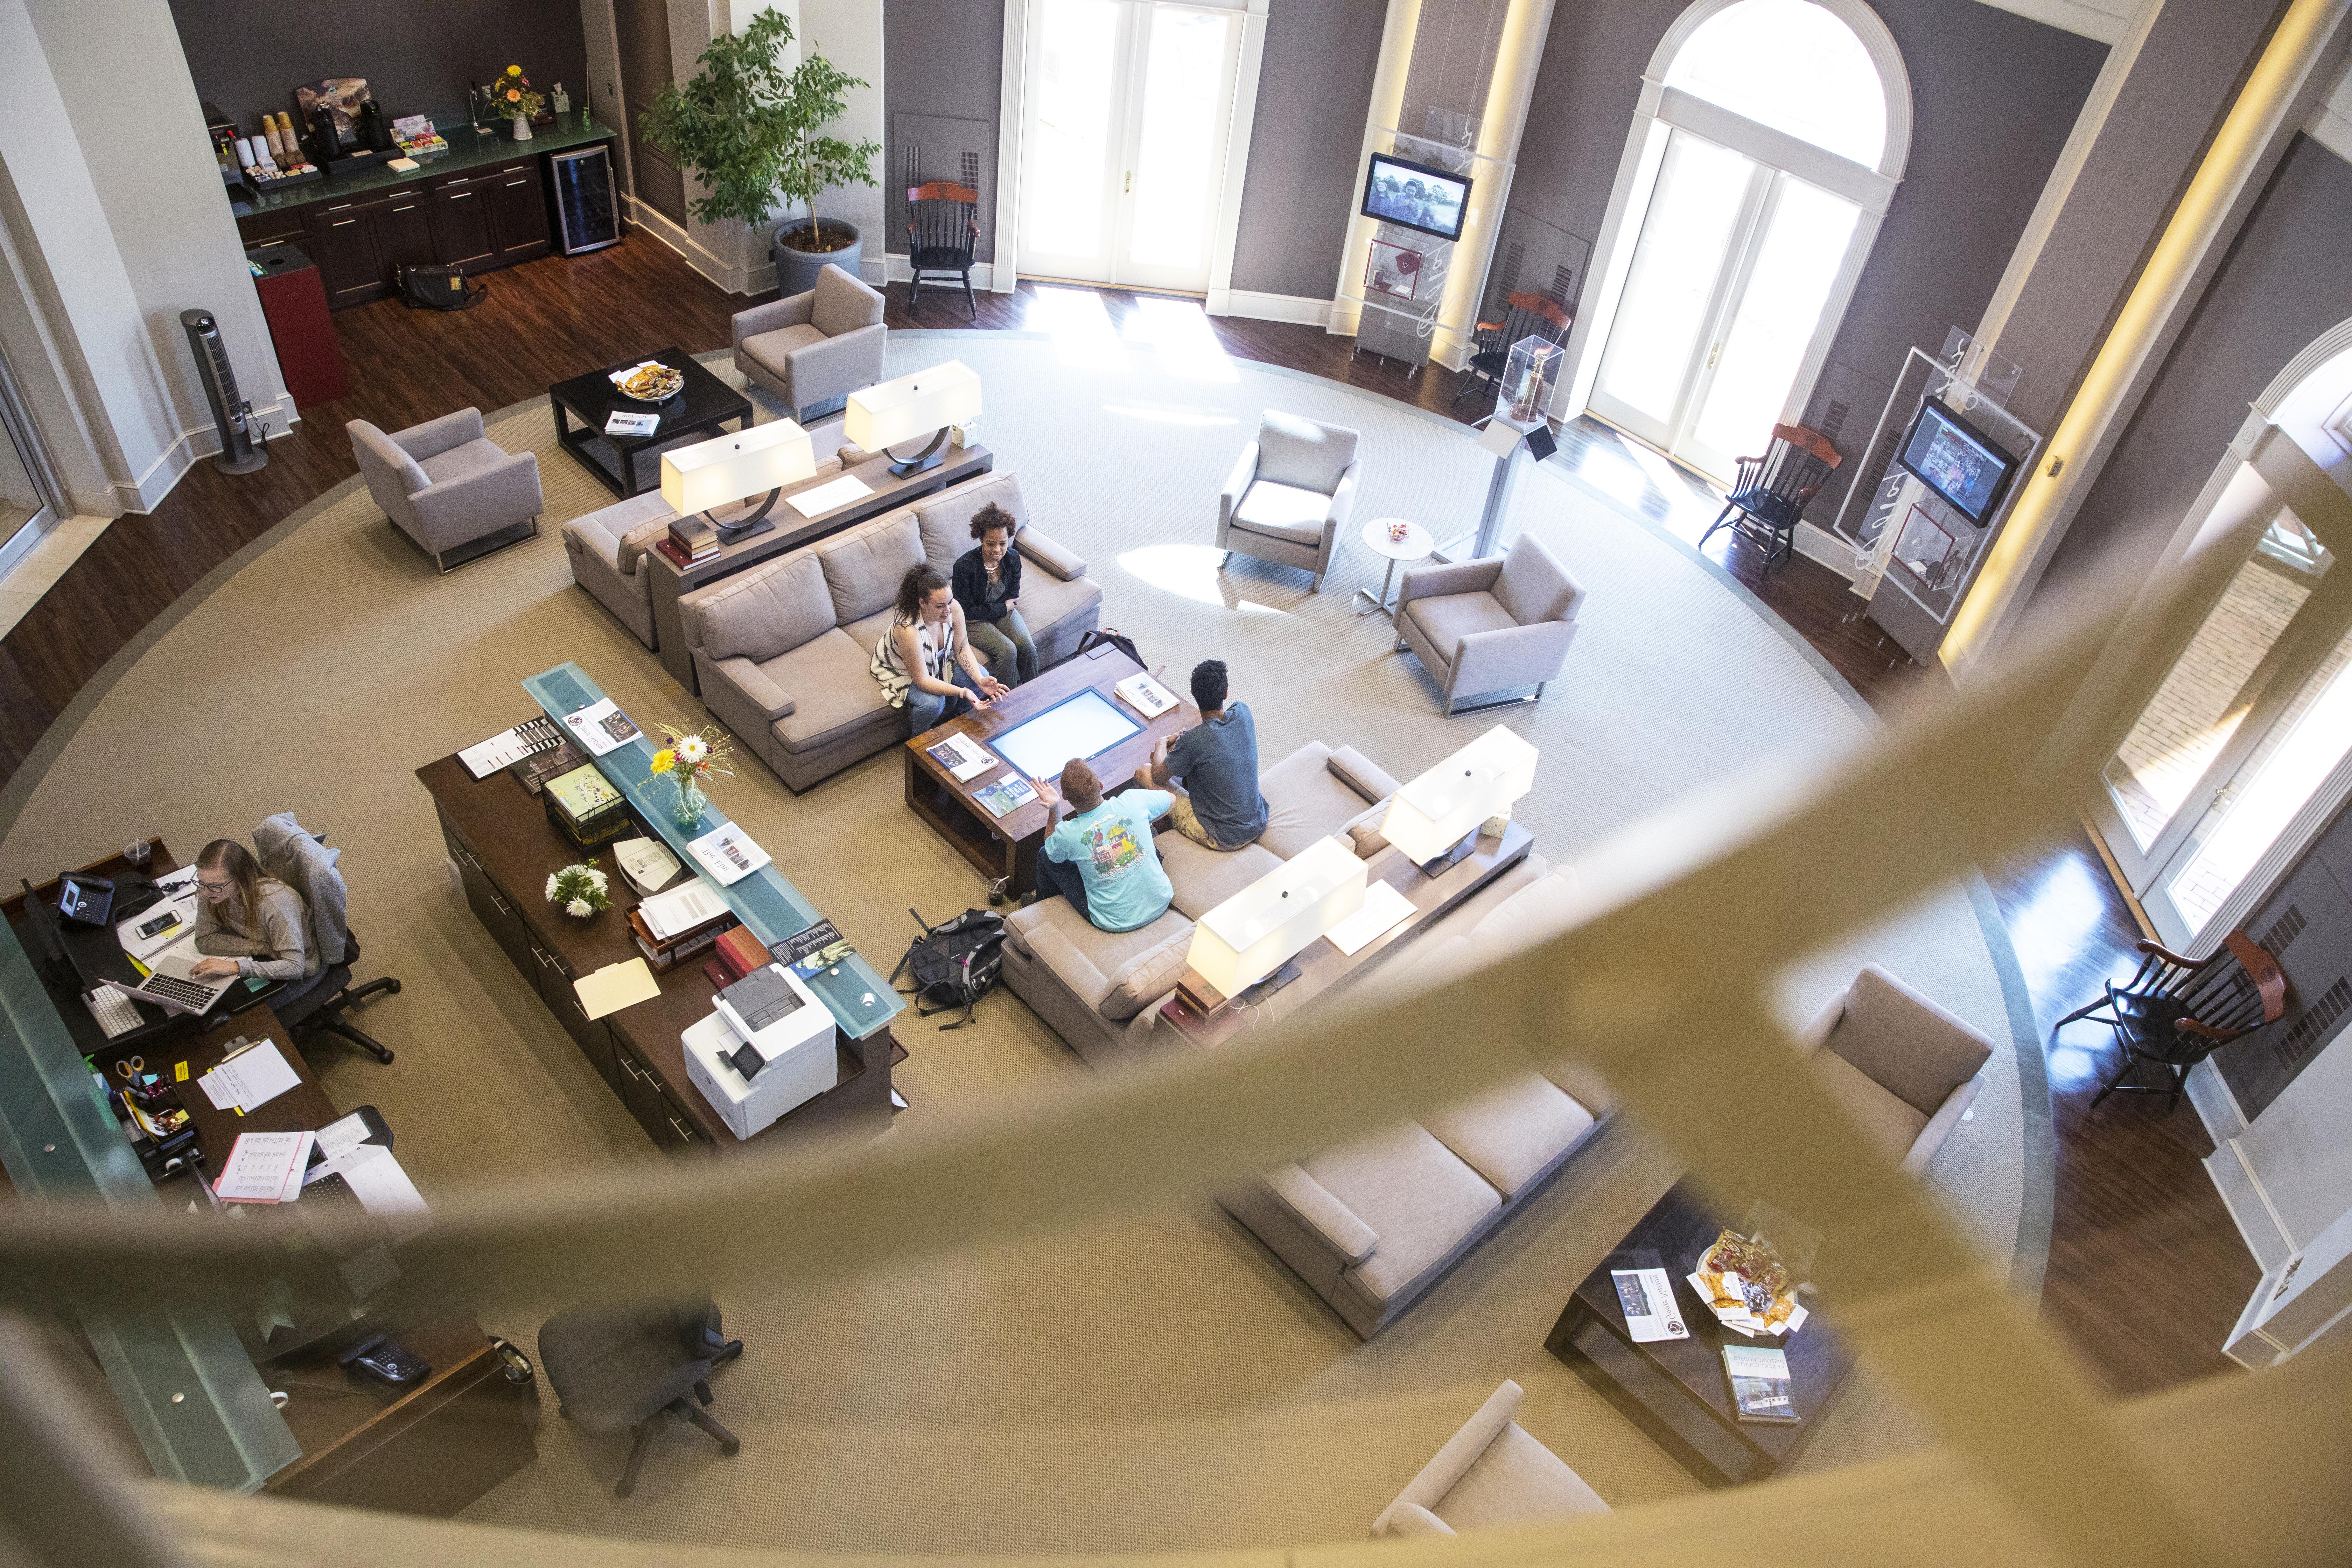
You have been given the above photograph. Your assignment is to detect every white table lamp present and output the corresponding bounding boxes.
[660,419,816,544]
[1185,837,1368,1008]
[845,360,982,477]
[1381,726,1538,874]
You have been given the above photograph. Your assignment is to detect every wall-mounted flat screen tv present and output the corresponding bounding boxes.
[1895,400,2018,525]
[1361,152,1472,244]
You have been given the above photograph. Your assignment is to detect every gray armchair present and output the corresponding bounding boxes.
[1371,1381,1608,1538]
[347,408,542,573]
[1218,412,1360,591]
[1393,533,1584,716]
[560,491,675,648]
[733,264,886,420]
[1797,965,1993,1176]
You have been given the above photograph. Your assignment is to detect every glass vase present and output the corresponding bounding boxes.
[666,773,707,829]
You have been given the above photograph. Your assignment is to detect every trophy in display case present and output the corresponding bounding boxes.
[1498,335,1564,424]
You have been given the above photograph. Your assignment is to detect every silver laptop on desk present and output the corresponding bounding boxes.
[102,947,236,1016]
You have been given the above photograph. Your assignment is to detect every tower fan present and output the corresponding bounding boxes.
[180,308,269,474]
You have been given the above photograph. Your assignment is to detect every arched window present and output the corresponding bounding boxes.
[1562,0,1909,487]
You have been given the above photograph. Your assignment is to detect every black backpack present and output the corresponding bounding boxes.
[398,263,486,311]
[889,907,1006,1029]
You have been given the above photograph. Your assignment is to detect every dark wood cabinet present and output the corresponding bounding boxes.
[378,195,437,275]
[429,177,496,267]
[305,207,382,306]
[486,161,550,261]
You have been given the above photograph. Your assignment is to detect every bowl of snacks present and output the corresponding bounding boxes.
[610,361,685,404]
[1690,1228,1806,1337]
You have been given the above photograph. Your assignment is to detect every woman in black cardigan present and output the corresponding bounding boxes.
[951,502,1036,688]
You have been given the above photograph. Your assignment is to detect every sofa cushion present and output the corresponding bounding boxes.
[756,629,896,752]
[616,515,673,576]
[842,606,899,656]
[1255,412,1357,493]
[741,323,827,380]
[1491,536,1583,626]
[1016,570,1103,640]
[1161,834,1286,922]
[1008,896,1193,1017]
[1259,742,1377,860]
[1440,1422,1609,1529]
[700,551,835,664]
[915,473,1028,571]
[1419,1073,1594,1199]
[811,264,883,336]
[1808,1046,1931,1162]
[1304,1121,1499,1308]
[1828,966,1995,1116]
[1232,479,1331,545]
[1404,590,1520,653]
[1102,923,1196,1021]
[417,437,511,486]
[821,514,926,625]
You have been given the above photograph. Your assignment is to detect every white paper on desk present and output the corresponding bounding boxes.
[688,822,770,886]
[640,880,728,940]
[562,698,641,756]
[198,1042,300,1113]
[217,1130,313,1203]
[1611,1267,1690,1342]
[115,895,197,960]
[575,958,661,1020]
[1326,880,1415,956]
[786,472,873,517]
[315,1110,373,1161]
[329,1144,434,1242]
[460,724,537,778]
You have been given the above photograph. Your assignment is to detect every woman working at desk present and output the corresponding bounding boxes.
[186,840,321,983]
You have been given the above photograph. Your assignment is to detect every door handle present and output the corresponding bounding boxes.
[1707,343,1722,369]
[1124,171,1132,194]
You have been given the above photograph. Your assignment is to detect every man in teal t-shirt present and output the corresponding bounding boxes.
[1036,758,1174,932]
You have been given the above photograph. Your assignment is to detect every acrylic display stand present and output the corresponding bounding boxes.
[1341,118,1510,377]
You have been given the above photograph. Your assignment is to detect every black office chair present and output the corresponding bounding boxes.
[905,180,980,319]
[2056,931,2286,1115]
[252,813,401,1065]
[539,1296,743,1499]
[1697,424,1842,575]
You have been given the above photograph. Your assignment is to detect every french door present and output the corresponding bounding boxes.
[1017,0,1244,293]
[0,355,61,574]
[2094,500,2352,947]
[1587,128,1858,482]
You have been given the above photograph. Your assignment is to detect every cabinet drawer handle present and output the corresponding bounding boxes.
[666,1115,696,1143]
[332,219,358,227]
[506,179,529,187]
[449,192,474,201]
[617,1054,644,1083]
[488,890,511,915]
[392,204,416,212]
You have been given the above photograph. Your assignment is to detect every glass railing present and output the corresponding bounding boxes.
[523,662,905,1040]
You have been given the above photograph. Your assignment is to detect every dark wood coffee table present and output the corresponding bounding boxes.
[1545,1181,1856,1487]
[550,346,753,498]
[903,645,1196,898]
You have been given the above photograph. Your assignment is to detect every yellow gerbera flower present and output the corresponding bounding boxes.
[651,749,674,774]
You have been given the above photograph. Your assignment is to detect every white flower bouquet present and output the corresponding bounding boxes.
[546,863,611,919]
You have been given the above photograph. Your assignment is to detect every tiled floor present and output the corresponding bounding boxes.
[0,514,112,637]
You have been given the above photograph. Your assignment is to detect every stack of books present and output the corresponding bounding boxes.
[705,926,775,988]
[657,514,720,569]
[630,882,735,972]
[544,764,632,851]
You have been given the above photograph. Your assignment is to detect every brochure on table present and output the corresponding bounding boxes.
[523,662,902,1040]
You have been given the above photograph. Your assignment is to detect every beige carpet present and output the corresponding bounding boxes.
[1,327,2028,1554]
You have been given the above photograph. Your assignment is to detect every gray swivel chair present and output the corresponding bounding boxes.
[539,1296,743,1499]
[1218,412,1361,591]
[1392,533,1584,716]
[1796,965,1993,1175]
[251,813,401,1065]
[732,263,887,421]
[347,409,543,573]
[1371,1380,1609,1537]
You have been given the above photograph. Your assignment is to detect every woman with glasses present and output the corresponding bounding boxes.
[186,839,321,983]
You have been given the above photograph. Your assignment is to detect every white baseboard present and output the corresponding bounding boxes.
[880,253,999,293]
[626,198,766,296]
[2206,1136,2298,1273]
[117,398,298,514]
[1208,289,1330,328]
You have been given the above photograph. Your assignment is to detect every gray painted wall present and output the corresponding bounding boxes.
[2040,135,2352,601]
[884,0,1003,263]
[1228,0,1388,299]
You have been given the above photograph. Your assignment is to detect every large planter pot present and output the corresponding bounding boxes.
[773,219,862,298]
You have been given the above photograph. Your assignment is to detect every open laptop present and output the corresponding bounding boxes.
[100,945,237,1016]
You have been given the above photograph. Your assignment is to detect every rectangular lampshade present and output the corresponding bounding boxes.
[660,420,815,517]
[1381,726,1539,863]
[1188,837,1368,996]
[844,360,983,451]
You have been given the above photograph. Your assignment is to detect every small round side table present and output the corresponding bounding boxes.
[1356,517,1434,617]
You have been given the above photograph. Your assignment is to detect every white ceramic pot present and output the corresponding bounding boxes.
[511,115,532,141]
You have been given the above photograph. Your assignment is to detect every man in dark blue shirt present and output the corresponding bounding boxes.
[1135,659,1268,851]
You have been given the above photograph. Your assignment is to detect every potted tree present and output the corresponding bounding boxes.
[638,11,881,295]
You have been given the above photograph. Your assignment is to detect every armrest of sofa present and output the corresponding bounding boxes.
[1326,744,1400,805]
[1219,442,1260,530]
[1395,556,1503,612]
[1795,989,1848,1053]
[708,655,794,721]
[1374,1380,1525,1531]
[1375,1503,1454,1539]
[562,514,625,572]
[1018,526,1086,580]
[391,407,484,461]
[1446,619,1577,698]
[1324,458,1361,533]
[733,290,813,348]
[784,321,884,382]
[1260,1164,1378,1266]
[411,451,541,550]
[1900,1074,1982,1177]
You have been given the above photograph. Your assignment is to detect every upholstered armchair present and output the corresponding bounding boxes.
[560,491,675,649]
[732,264,887,420]
[347,409,543,574]
[1392,533,1584,716]
[1371,1381,1609,1537]
[1797,964,1993,1176]
[1217,412,1361,591]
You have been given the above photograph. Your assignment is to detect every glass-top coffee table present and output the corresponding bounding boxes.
[550,346,754,498]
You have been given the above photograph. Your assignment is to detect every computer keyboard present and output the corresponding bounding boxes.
[85,988,144,1038]
[300,1170,369,1219]
[141,972,220,1011]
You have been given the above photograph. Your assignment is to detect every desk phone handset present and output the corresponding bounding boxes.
[338,1333,432,1389]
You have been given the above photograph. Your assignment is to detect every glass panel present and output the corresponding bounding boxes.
[1125,5,1234,273]
[1022,0,1125,265]
[1594,132,1753,427]
[1,405,50,555]
[2102,540,2319,852]
[523,664,905,1040]
[1663,0,1888,167]
[1686,176,1858,470]
[2164,620,2352,935]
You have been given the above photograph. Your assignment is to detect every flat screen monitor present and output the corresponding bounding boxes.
[1895,400,2017,525]
[1360,153,1472,244]
[990,688,1141,782]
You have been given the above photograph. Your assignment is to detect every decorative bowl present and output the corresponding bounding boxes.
[612,363,684,403]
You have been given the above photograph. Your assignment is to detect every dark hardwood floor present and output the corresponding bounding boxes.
[0,232,2252,1399]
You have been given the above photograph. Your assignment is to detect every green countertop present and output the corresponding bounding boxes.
[229,113,614,218]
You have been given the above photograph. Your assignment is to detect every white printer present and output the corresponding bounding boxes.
[681,963,838,1140]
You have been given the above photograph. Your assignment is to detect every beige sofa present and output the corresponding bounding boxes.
[1796,964,1992,1175]
[1372,1380,1609,1537]
[678,472,1102,792]
[999,742,1404,1071]
[1217,862,1617,1338]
